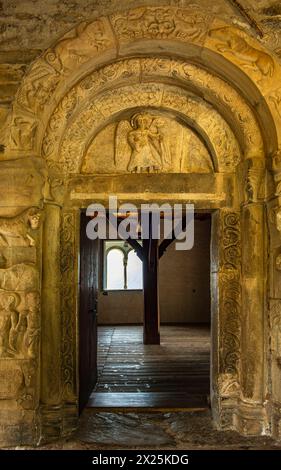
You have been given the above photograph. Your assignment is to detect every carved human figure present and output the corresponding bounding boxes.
[10,117,37,150]
[0,292,19,357]
[23,292,40,358]
[127,113,169,173]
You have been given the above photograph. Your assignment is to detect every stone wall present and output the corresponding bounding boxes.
[0,1,281,447]
[98,217,211,324]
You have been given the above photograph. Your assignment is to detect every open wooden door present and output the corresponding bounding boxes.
[79,211,99,413]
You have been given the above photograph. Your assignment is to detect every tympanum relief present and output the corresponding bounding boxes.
[82,112,213,174]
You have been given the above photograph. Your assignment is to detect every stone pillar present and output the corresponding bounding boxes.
[40,202,62,442]
[60,209,79,436]
[0,157,45,446]
[211,208,241,429]
[235,157,267,435]
[268,150,281,440]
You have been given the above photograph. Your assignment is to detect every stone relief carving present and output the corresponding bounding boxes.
[0,203,40,411]
[52,83,240,174]
[272,150,281,197]
[219,212,241,397]
[209,27,275,80]
[18,360,37,408]
[0,290,39,360]
[0,361,24,400]
[17,62,60,114]
[222,212,241,271]
[269,87,281,120]
[39,57,261,177]
[218,373,240,397]
[60,212,76,401]
[0,291,20,358]
[0,263,39,292]
[0,208,41,247]
[9,117,37,151]
[244,157,265,203]
[45,19,114,73]
[82,112,213,174]
[126,113,170,173]
[270,302,281,372]
[276,254,281,271]
[275,208,281,232]
[111,7,209,42]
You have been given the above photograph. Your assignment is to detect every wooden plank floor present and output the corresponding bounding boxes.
[88,325,210,409]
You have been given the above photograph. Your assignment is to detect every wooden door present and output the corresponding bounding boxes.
[79,211,99,413]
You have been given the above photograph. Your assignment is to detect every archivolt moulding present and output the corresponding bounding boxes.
[42,82,240,175]
[3,5,279,164]
[37,58,264,172]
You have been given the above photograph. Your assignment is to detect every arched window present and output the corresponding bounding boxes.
[106,248,124,290]
[104,241,143,290]
[127,250,143,289]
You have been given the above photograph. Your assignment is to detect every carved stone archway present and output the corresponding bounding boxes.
[1,5,281,446]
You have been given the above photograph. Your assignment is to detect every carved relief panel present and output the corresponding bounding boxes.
[82,112,213,174]
[0,206,41,412]
[217,211,241,400]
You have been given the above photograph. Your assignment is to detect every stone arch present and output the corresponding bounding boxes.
[3,5,280,165]
[1,4,281,446]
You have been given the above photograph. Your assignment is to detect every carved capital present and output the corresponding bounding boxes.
[244,157,265,203]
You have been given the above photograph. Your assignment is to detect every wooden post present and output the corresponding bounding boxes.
[142,213,160,345]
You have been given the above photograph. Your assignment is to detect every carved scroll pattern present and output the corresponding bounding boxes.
[60,211,76,402]
[219,211,241,397]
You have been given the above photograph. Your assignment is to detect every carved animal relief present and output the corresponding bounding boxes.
[209,27,275,81]
[111,7,209,43]
[0,208,41,247]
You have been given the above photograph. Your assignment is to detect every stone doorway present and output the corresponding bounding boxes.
[82,212,212,410]
[1,4,281,446]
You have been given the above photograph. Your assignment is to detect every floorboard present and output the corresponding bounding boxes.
[88,325,210,409]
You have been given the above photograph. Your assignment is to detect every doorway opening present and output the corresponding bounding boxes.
[79,211,211,411]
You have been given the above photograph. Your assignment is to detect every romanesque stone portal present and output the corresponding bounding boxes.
[0,1,281,446]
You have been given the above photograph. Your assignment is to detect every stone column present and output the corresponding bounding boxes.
[211,208,241,429]
[40,202,62,442]
[60,209,79,436]
[236,157,267,435]
[268,150,281,440]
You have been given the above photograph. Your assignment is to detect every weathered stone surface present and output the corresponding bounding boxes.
[0,1,280,448]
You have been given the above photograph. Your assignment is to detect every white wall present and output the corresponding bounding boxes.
[98,217,211,324]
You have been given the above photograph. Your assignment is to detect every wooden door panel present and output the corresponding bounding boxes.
[79,211,99,413]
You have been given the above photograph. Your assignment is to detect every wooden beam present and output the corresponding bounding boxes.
[126,238,144,261]
[158,216,187,258]
[158,235,176,259]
